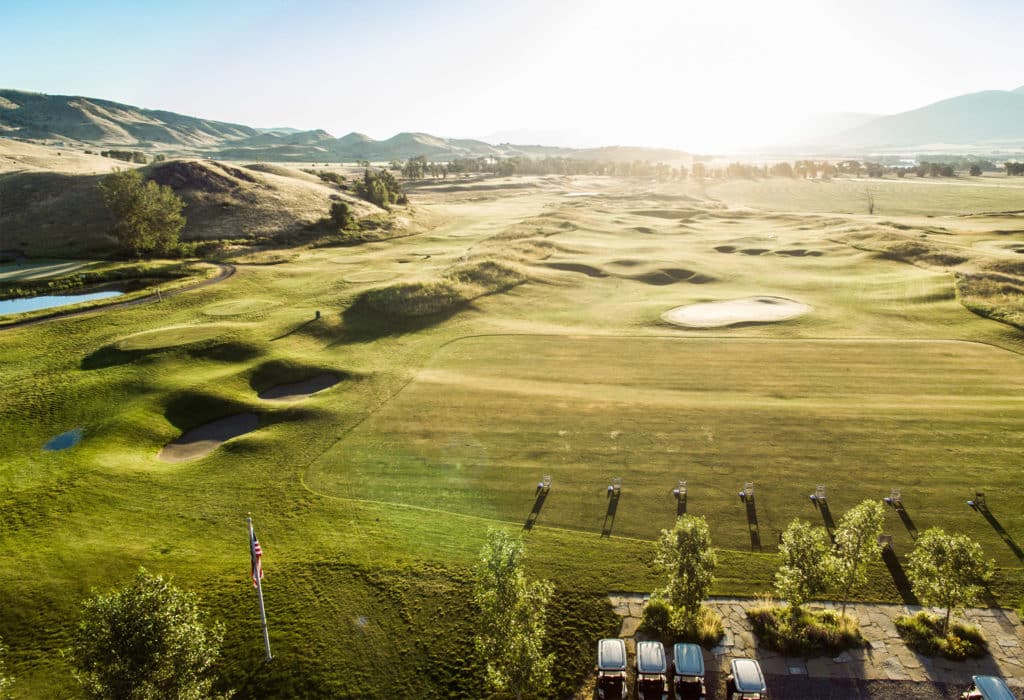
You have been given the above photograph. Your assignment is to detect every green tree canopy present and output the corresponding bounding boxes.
[907,528,993,633]
[654,515,716,624]
[99,169,185,257]
[473,529,553,700]
[775,519,831,610]
[70,568,225,700]
[828,499,885,615]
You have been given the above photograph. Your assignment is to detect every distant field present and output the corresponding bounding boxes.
[706,175,1024,216]
[308,335,1024,561]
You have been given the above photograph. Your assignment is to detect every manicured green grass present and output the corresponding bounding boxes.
[1,176,1023,696]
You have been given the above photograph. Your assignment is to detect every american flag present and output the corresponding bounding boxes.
[250,530,264,587]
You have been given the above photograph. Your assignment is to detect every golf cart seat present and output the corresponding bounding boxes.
[671,643,706,700]
[596,638,628,700]
[726,658,767,700]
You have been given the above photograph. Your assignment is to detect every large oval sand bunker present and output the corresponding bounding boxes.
[158,413,259,463]
[662,296,811,328]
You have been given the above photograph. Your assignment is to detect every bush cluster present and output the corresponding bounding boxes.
[746,603,863,656]
[894,611,987,660]
[639,599,724,649]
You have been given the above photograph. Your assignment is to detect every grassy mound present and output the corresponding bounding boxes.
[956,271,1024,330]
[747,604,863,656]
[894,611,987,660]
[356,260,526,318]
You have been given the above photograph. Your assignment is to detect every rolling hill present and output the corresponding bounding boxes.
[0,89,258,147]
[0,88,691,163]
[828,87,1024,149]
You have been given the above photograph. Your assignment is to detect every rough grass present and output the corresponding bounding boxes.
[894,611,987,660]
[956,272,1024,330]
[747,603,864,656]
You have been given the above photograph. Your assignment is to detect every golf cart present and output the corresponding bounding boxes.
[671,643,706,700]
[596,638,628,700]
[961,675,1016,700]
[725,658,767,700]
[636,640,668,700]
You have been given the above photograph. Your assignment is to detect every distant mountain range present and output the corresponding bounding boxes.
[822,86,1024,150]
[0,89,689,163]
[2,85,1023,157]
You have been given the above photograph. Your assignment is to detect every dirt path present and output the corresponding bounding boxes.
[0,262,235,331]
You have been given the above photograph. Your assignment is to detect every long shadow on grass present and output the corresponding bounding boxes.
[270,318,319,341]
[977,506,1024,563]
[895,505,918,540]
[523,489,549,531]
[882,547,918,605]
[602,492,620,538]
[746,499,761,552]
[818,500,837,542]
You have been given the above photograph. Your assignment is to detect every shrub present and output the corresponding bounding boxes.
[894,611,986,660]
[673,606,724,649]
[747,604,863,656]
[639,598,672,637]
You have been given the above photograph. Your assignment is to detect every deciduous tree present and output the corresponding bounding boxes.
[654,515,716,625]
[99,170,185,258]
[473,529,553,700]
[775,519,831,611]
[71,568,225,700]
[907,528,992,634]
[829,500,885,615]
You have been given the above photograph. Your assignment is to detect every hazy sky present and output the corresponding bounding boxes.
[4,0,1023,150]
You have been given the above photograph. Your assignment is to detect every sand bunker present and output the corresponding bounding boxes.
[258,373,339,401]
[158,413,258,463]
[44,428,83,451]
[662,296,811,328]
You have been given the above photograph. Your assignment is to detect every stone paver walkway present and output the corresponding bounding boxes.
[609,594,1023,689]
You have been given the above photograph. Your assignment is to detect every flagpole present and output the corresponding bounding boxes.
[248,515,273,661]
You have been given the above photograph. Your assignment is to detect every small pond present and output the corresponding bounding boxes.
[0,291,124,316]
[44,428,84,451]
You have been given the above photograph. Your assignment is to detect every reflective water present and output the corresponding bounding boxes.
[0,291,123,315]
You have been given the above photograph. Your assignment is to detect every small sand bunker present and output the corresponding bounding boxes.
[259,373,339,401]
[158,413,258,463]
[44,428,83,451]
[662,296,811,328]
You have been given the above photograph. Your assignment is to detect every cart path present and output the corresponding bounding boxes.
[603,594,1022,698]
[0,263,235,330]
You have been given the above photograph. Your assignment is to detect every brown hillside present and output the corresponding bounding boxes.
[0,158,384,256]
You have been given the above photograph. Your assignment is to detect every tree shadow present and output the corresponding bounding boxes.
[895,504,918,540]
[336,300,465,344]
[746,499,761,552]
[882,547,918,605]
[523,488,549,531]
[602,491,620,538]
[977,505,1024,563]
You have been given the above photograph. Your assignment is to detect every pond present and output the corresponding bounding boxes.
[0,290,124,316]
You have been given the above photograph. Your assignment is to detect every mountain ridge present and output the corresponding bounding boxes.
[0,89,691,162]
